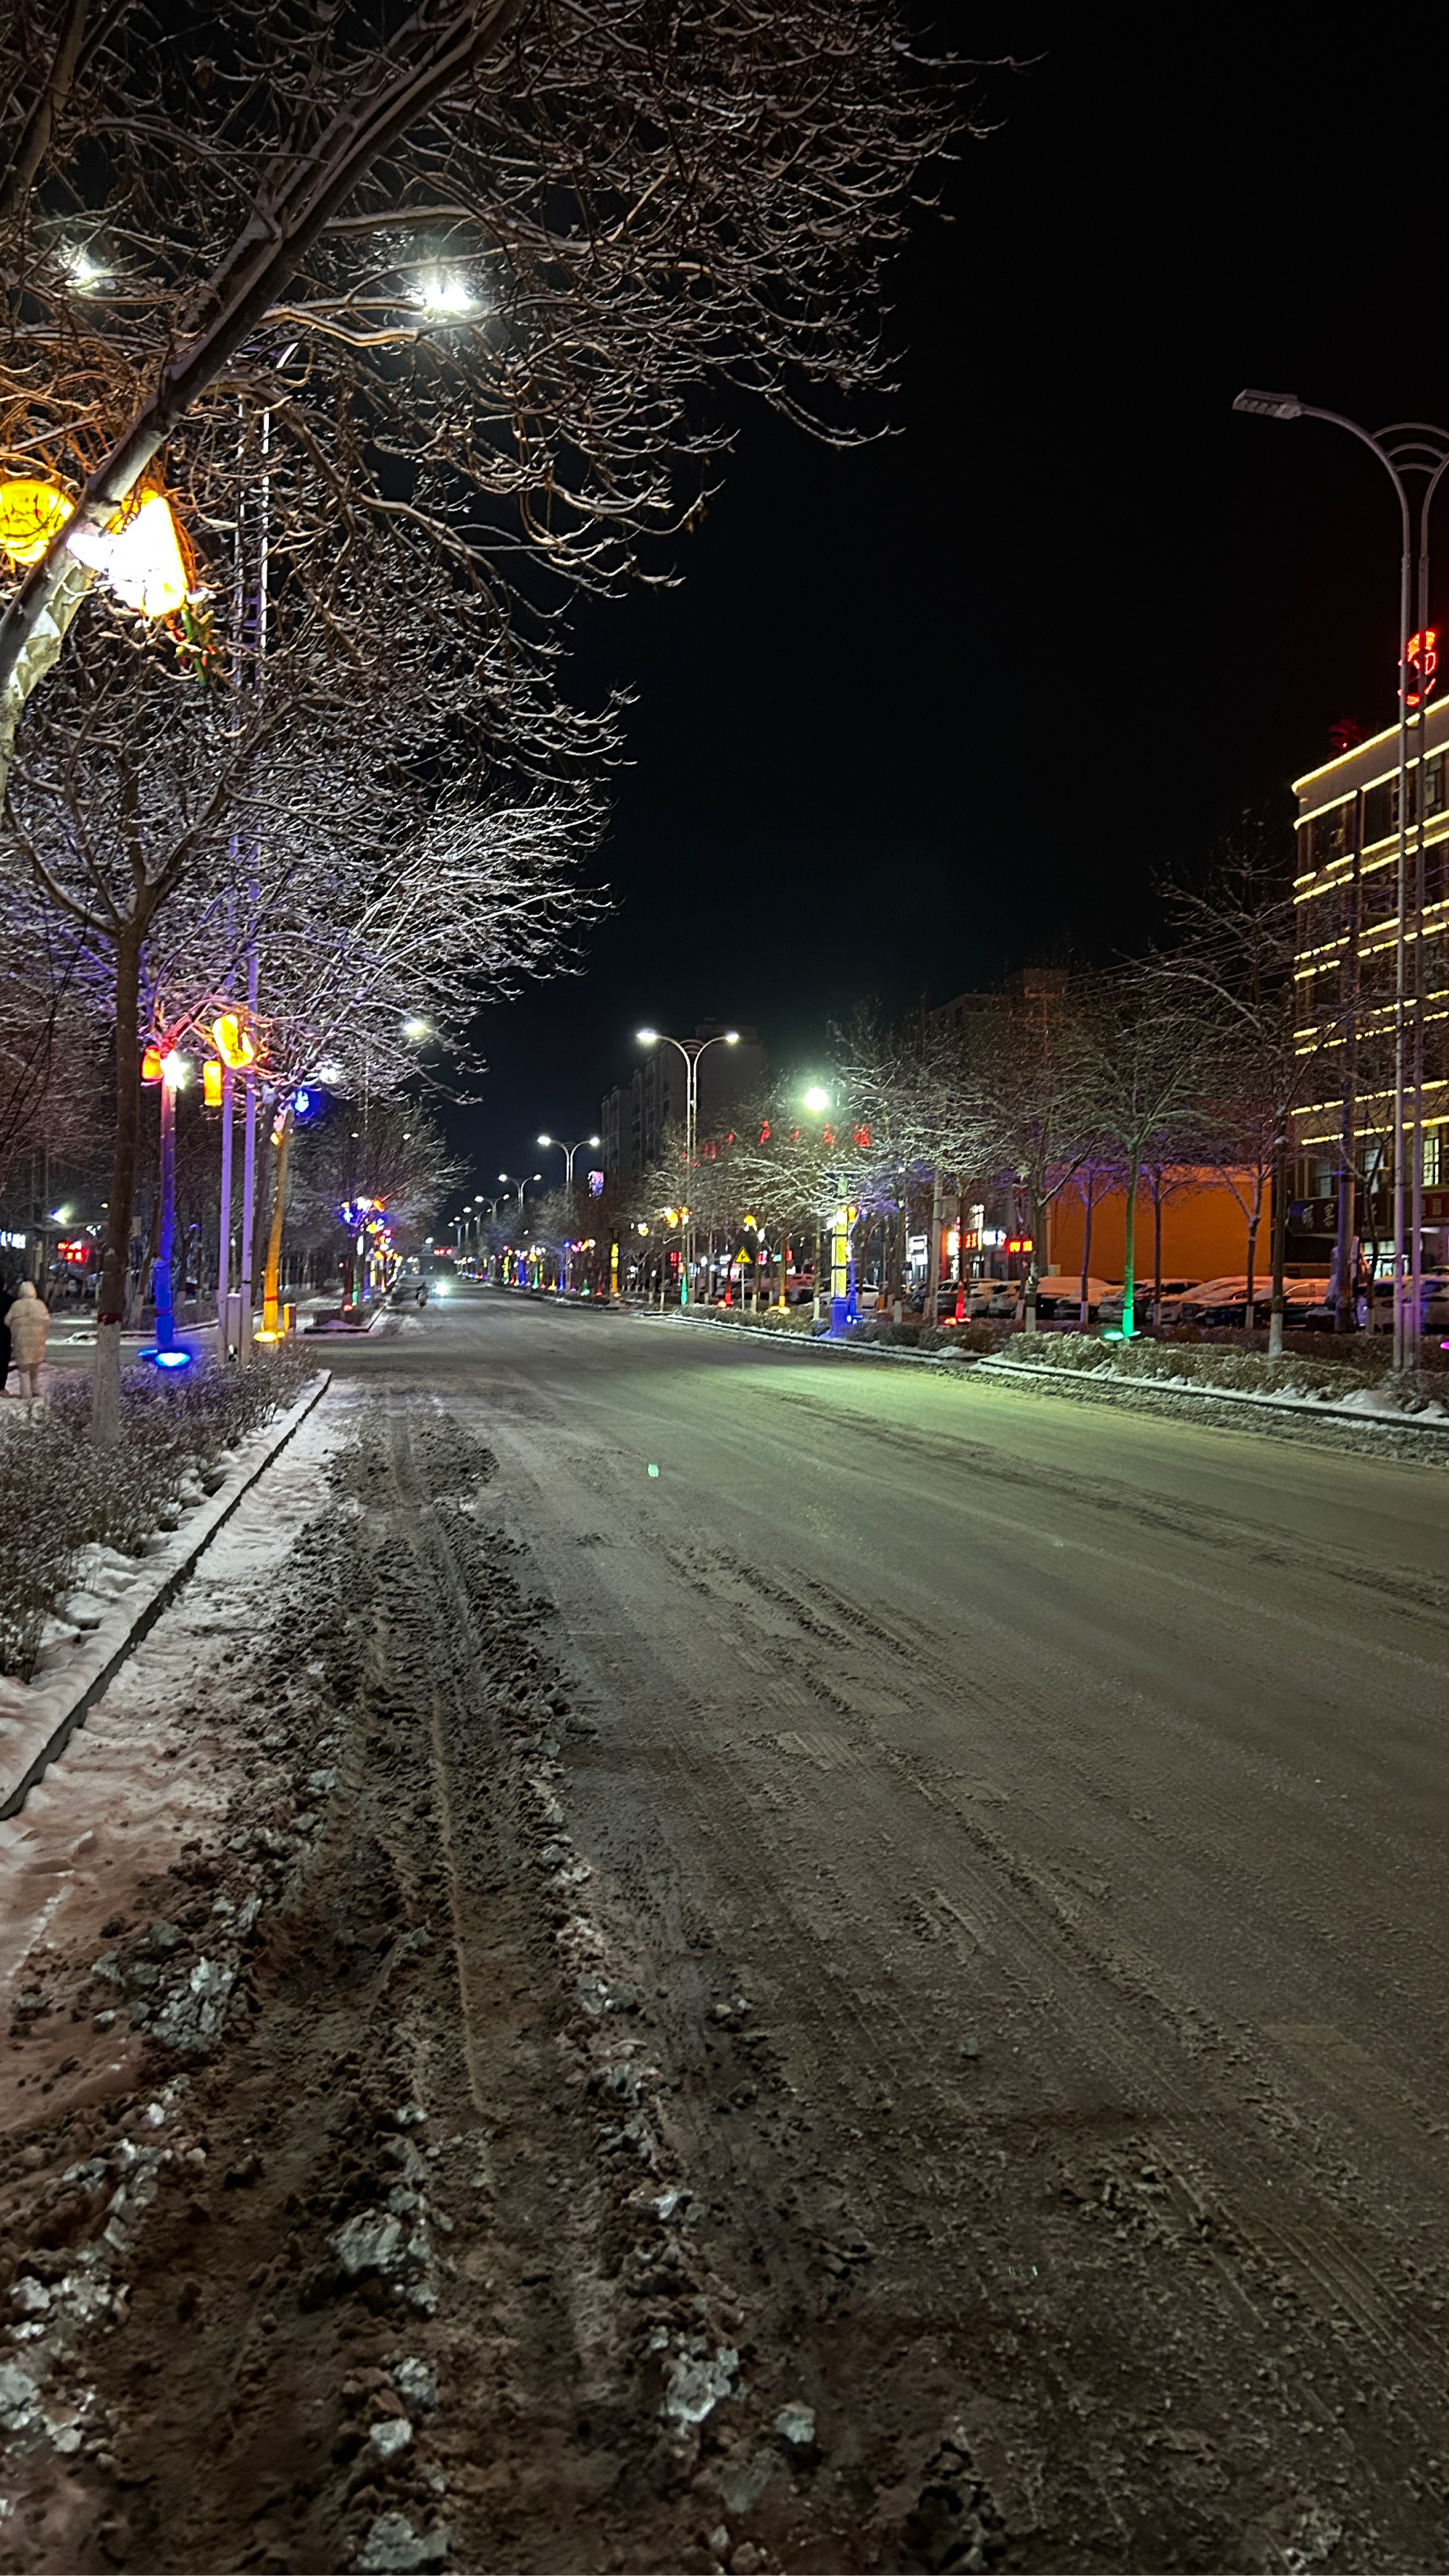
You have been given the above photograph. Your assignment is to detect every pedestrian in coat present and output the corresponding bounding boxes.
[5,1279,49,1405]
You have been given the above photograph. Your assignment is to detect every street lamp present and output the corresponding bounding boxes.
[539,1135,601,1294]
[636,1029,740,1305]
[1235,390,1449,1368]
[538,1132,601,1189]
[496,1174,540,1292]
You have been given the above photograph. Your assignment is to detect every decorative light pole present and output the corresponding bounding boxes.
[637,1029,739,1304]
[1234,390,1449,1368]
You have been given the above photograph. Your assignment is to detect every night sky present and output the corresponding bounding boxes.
[448,17,1439,1197]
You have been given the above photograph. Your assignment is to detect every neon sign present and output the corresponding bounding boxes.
[1406,628,1439,710]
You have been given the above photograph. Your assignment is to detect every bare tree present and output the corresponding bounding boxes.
[1156,823,1348,1357]
[1,597,600,1429]
[1077,974,1214,1340]
[962,992,1095,1335]
[288,1095,459,1295]
[0,2,959,780]
[0,902,106,1195]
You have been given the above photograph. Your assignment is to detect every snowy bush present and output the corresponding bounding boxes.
[994,1334,1112,1373]
[984,1331,1449,1411]
[0,1349,315,1679]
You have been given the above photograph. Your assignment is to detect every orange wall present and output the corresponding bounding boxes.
[1048,1171,1258,1283]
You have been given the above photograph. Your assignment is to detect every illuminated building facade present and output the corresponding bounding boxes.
[1291,696,1449,1266]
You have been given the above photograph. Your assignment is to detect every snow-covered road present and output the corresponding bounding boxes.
[6,1296,1449,2572]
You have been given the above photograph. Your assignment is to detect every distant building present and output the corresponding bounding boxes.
[932,965,1069,1037]
[1291,698,1449,1263]
[600,1024,767,1191]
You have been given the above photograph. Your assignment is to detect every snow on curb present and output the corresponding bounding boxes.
[640,1312,977,1370]
[976,1354,1449,1439]
[0,1370,332,1821]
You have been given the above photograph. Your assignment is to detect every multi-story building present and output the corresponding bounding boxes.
[932,965,1069,1039]
[599,1024,767,1192]
[1291,698,1449,1265]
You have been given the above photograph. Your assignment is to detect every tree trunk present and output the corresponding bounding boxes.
[1079,1169,1096,1330]
[1244,1177,1264,1331]
[1151,1171,1164,1326]
[1269,1127,1287,1358]
[92,922,142,1445]
[1023,1185,1041,1336]
[1122,1152,1141,1337]
[925,1169,942,1326]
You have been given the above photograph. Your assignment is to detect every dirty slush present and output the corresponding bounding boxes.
[0,1405,869,2575]
[8,1389,1429,2574]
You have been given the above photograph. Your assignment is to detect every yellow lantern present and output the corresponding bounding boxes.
[141,1043,163,1084]
[60,485,191,619]
[202,1058,223,1109]
[0,479,75,566]
[101,490,188,617]
[210,1011,256,1071]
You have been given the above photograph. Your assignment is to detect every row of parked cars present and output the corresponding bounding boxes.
[935,1273,1449,1331]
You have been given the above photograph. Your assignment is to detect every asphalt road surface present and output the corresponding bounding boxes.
[296,1287,1449,2568]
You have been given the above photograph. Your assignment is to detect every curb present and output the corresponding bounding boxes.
[0,1370,333,1822]
[638,1312,977,1371]
[974,1355,1449,1442]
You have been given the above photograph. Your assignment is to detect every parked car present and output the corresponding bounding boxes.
[1309,1273,1449,1331]
[932,1282,1002,1320]
[1033,1274,1119,1321]
[1096,1278,1199,1325]
[388,1276,428,1307]
[1175,1274,1329,1326]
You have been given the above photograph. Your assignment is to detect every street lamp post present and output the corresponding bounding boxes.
[538,1132,601,1191]
[538,1132,601,1295]
[497,1172,540,1286]
[801,1082,861,1331]
[637,1029,739,1304]
[1234,390,1449,1370]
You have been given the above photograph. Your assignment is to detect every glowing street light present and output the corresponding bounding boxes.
[403,1016,431,1041]
[414,272,477,319]
[635,1027,740,1305]
[538,1132,601,1188]
[803,1085,831,1115]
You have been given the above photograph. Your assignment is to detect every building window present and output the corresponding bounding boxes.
[1359,944,1396,998]
[1364,779,1394,844]
[1361,864,1397,926]
[1426,753,1447,816]
[1424,1130,1442,1188]
[1311,801,1352,866]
